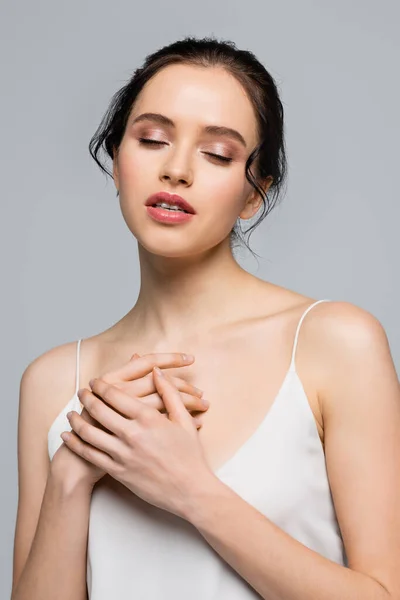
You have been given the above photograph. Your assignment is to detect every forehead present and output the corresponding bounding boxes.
[130,63,259,146]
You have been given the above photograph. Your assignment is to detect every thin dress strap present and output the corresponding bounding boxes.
[289,299,332,372]
[74,339,82,396]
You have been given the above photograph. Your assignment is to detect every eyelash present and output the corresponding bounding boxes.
[138,138,233,164]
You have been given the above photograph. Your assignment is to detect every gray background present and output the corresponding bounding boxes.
[1,0,399,596]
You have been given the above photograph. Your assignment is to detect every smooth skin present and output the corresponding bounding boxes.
[53,352,206,490]
[12,62,400,600]
[12,352,206,600]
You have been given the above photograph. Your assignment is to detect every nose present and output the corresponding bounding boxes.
[159,147,193,187]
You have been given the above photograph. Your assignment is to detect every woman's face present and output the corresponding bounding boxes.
[113,63,269,257]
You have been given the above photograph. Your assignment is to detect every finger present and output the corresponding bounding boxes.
[135,375,204,400]
[160,410,202,429]
[89,378,153,422]
[182,392,209,412]
[131,390,209,414]
[152,367,193,429]
[79,387,133,433]
[104,353,195,383]
[60,429,116,472]
[67,410,121,458]
[79,406,110,433]
[103,371,204,402]
[171,376,204,398]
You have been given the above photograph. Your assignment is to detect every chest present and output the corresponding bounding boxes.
[91,317,325,473]
[135,333,324,472]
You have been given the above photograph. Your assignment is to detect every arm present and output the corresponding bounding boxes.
[182,302,400,600]
[11,348,93,600]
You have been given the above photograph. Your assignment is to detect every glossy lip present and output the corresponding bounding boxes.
[146,206,194,224]
[145,191,196,214]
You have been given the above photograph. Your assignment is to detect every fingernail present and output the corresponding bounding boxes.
[154,366,164,377]
[66,411,72,419]
[89,379,95,388]
[201,398,210,408]
[181,354,194,362]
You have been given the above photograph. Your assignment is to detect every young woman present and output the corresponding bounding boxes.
[12,36,400,600]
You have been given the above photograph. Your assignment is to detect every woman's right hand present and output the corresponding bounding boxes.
[50,353,207,491]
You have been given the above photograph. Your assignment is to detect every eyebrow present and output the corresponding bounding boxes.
[131,112,247,148]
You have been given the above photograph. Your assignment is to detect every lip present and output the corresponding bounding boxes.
[146,206,194,224]
[145,191,196,215]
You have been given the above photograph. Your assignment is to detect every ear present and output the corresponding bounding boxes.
[112,146,119,192]
[239,176,273,220]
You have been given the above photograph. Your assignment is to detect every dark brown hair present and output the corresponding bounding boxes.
[89,35,288,258]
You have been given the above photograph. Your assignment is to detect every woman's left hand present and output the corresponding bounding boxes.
[63,366,214,519]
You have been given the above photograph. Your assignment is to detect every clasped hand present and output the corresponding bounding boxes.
[61,353,215,519]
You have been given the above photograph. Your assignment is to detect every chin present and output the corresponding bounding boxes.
[136,230,225,260]
[139,239,203,259]
[125,211,232,258]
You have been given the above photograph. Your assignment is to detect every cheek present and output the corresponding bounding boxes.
[117,147,150,190]
[199,168,249,225]
[117,146,155,223]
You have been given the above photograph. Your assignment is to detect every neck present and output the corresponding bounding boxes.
[121,239,262,346]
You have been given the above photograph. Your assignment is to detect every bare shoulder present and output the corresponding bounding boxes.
[20,340,82,434]
[297,300,398,414]
[301,299,392,362]
[299,299,386,339]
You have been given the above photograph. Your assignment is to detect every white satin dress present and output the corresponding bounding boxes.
[48,299,347,598]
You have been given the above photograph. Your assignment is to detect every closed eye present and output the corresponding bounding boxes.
[139,138,167,146]
[138,138,233,164]
[204,152,232,163]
